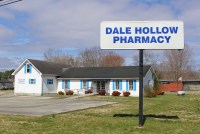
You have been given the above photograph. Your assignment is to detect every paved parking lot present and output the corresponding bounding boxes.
[0,95,115,116]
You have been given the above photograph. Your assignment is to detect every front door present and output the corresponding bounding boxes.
[96,81,105,93]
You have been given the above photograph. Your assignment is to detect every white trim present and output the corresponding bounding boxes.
[12,59,27,75]
[12,59,42,76]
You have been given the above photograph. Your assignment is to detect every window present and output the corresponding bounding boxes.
[47,79,53,84]
[83,80,87,89]
[18,79,25,84]
[129,80,133,90]
[27,64,31,73]
[65,80,70,89]
[101,81,105,89]
[115,80,120,90]
[29,79,36,84]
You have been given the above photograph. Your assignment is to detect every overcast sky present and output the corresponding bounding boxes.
[0,0,200,71]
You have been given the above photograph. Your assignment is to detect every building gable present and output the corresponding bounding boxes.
[12,59,42,76]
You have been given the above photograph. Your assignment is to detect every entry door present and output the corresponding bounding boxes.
[97,81,101,92]
[96,81,105,92]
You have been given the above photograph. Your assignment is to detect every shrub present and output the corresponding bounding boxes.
[99,89,106,95]
[58,91,64,95]
[144,86,156,98]
[123,91,130,97]
[85,89,93,94]
[66,90,74,95]
[112,91,121,96]
[154,90,165,95]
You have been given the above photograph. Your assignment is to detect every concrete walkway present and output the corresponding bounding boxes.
[0,95,116,116]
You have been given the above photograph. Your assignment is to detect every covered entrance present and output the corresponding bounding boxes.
[96,81,105,93]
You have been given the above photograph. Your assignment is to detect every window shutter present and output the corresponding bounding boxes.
[112,80,115,90]
[126,80,129,91]
[30,64,32,73]
[80,80,82,89]
[119,80,122,91]
[68,80,70,89]
[52,79,53,85]
[24,64,26,74]
[34,79,36,84]
[47,79,49,84]
[62,80,64,89]
[29,79,30,84]
[86,81,89,89]
[134,80,136,91]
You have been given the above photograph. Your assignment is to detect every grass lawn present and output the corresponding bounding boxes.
[0,94,200,134]
[0,89,13,95]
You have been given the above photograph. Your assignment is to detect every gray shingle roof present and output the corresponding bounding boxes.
[28,59,151,78]
[28,59,69,75]
[60,66,151,79]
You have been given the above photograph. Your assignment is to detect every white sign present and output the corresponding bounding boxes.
[100,21,184,49]
[18,79,25,84]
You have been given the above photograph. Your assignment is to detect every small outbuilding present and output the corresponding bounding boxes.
[0,80,14,90]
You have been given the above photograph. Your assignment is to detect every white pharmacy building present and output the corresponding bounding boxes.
[12,59,154,96]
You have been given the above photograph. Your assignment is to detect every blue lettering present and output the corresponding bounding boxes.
[135,27,142,34]
[128,36,134,43]
[165,36,171,43]
[126,27,131,34]
[141,36,150,43]
[106,27,112,34]
[143,27,149,34]
[157,36,164,43]
[162,27,169,34]
[113,27,119,34]
[119,27,125,34]
[113,36,119,43]
[169,27,178,34]
[135,36,141,43]
[156,27,162,34]
[150,27,155,34]
[120,36,127,43]
[150,36,157,43]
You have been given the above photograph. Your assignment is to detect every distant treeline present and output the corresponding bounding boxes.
[0,69,15,80]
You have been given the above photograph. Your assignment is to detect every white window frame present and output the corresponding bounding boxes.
[29,79,35,84]
[83,80,87,89]
[65,80,69,89]
[115,80,120,90]
[27,64,31,73]
[129,80,133,90]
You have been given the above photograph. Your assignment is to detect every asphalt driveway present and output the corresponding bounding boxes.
[0,95,116,116]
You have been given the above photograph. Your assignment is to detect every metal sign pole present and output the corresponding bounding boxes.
[139,49,144,127]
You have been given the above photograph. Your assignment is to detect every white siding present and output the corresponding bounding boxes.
[14,61,42,95]
[42,76,57,93]
[109,79,139,97]
[70,80,81,90]
[57,79,81,92]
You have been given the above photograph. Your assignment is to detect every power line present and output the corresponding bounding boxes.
[0,0,14,5]
[0,0,23,7]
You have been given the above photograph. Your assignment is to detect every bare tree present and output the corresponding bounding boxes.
[44,47,125,67]
[44,48,81,67]
[162,45,194,80]
[79,47,107,67]
[101,52,124,67]
[133,50,160,66]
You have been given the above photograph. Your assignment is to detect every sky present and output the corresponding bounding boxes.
[0,0,200,71]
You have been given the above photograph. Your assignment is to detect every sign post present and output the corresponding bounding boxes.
[139,49,144,127]
[100,21,184,127]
